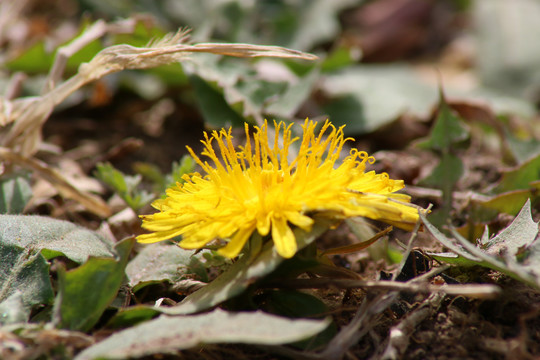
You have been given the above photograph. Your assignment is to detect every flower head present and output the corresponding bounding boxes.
[137,119,420,258]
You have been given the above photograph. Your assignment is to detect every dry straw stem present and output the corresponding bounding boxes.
[0,147,111,217]
[265,278,501,300]
[0,18,317,216]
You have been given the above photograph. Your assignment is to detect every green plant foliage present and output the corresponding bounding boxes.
[472,153,540,217]
[54,237,134,332]
[417,99,469,152]
[417,92,469,225]
[185,55,319,127]
[320,46,359,73]
[104,305,160,329]
[95,162,154,211]
[6,42,54,74]
[492,153,540,194]
[0,172,32,214]
[188,74,246,127]
[0,245,54,323]
[159,220,331,315]
[133,155,196,195]
[169,0,355,50]
[259,290,337,350]
[322,65,437,135]
[264,67,320,119]
[423,200,540,289]
[478,188,540,216]
[0,215,115,263]
[167,155,196,187]
[0,291,29,325]
[126,243,207,292]
[504,128,540,164]
[75,309,331,360]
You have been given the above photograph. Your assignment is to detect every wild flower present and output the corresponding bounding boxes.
[137,120,420,258]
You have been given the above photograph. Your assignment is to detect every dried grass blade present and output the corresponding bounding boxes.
[0,148,111,217]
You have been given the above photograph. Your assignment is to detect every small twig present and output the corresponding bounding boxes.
[263,278,500,300]
[5,72,27,100]
[43,18,138,93]
[392,206,431,281]
[406,185,491,203]
[321,226,392,256]
[377,292,445,360]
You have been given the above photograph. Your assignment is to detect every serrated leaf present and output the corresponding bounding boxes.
[0,172,32,214]
[0,244,54,315]
[75,309,331,360]
[423,200,540,289]
[420,153,464,191]
[0,215,114,263]
[160,220,330,315]
[126,243,207,292]
[418,97,469,151]
[480,199,538,257]
[419,152,464,225]
[55,238,135,332]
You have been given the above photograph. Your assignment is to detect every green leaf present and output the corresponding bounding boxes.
[420,153,464,193]
[259,0,357,51]
[258,290,336,350]
[265,67,320,118]
[419,152,464,225]
[134,155,196,195]
[321,46,359,73]
[160,220,331,315]
[418,99,469,151]
[6,42,53,73]
[0,244,54,315]
[321,65,437,135]
[0,172,32,214]
[0,215,114,263]
[474,0,540,97]
[505,128,540,164]
[95,162,154,210]
[186,55,312,127]
[480,199,538,257]
[492,153,540,194]
[189,74,246,127]
[476,188,540,217]
[75,309,331,360]
[261,290,328,318]
[126,243,207,292]
[7,21,103,75]
[55,237,135,332]
[167,155,196,188]
[105,305,160,329]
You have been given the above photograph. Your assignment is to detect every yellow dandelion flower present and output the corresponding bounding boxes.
[137,119,420,259]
